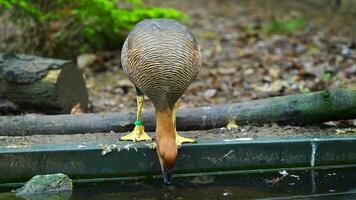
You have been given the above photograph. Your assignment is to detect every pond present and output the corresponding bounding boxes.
[1,166,356,200]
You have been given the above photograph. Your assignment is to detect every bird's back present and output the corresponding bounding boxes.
[121,19,201,109]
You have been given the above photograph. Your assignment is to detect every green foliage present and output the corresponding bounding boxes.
[322,71,331,81]
[0,0,187,57]
[262,17,306,35]
[322,71,338,82]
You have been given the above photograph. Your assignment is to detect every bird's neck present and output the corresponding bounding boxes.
[156,107,177,170]
[156,107,176,142]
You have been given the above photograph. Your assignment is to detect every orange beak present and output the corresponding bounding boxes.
[156,142,177,185]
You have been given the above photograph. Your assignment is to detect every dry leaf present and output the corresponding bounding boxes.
[336,128,356,135]
[71,103,84,114]
[204,89,217,99]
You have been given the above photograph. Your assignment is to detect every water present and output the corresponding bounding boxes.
[2,167,356,200]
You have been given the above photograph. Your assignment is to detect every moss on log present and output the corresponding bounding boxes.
[0,52,88,114]
[0,88,355,136]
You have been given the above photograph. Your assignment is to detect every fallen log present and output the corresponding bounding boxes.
[0,88,355,136]
[0,98,18,114]
[0,52,88,114]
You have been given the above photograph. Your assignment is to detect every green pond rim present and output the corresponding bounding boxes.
[1,135,356,185]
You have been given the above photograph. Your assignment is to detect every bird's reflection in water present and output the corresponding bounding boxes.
[162,184,176,200]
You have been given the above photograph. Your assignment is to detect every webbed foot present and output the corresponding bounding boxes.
[176,132,195,146]
[120,125,152,142]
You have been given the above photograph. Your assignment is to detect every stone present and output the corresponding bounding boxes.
[14,173,73,195]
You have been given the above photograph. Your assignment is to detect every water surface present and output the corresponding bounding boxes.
[2,167,356,200]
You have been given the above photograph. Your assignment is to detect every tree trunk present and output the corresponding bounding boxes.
[0,88,355,136]
[0,52,88,114]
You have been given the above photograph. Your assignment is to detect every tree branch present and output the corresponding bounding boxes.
[0,88,355,136]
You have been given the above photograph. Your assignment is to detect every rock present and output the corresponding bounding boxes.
[345,64,356,76]
[340,44,351,57]
[14,173,73,196]
[77,53,97,70]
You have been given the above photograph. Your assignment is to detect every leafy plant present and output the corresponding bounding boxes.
[0,0,187,57]
[322,71,331,81]
[262,16,305,35]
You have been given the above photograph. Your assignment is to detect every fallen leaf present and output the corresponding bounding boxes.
[71,103,84,114]
[117,79,134,87]
[204,89,217,99]
[218,67,237,75]
[268,67,281,78]
[99,143,118,156]
[336,128,356,135]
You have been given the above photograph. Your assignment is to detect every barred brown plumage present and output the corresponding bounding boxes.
[120,18,201,185]
[121,18,201,110]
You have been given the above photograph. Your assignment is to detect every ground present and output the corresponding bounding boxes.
[0,2,355,197]
[1,125,354,147]
[0,1,355,143]
[83,0,355,113]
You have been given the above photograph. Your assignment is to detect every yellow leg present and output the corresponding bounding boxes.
[173,102,195,146]
[120,95,152,142]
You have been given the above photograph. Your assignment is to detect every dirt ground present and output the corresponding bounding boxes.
[1,125,355,147]
[0,0,354,114]
[83,0,355,113]
[0,1,355,146]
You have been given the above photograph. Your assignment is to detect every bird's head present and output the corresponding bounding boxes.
[156,136,177,185]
